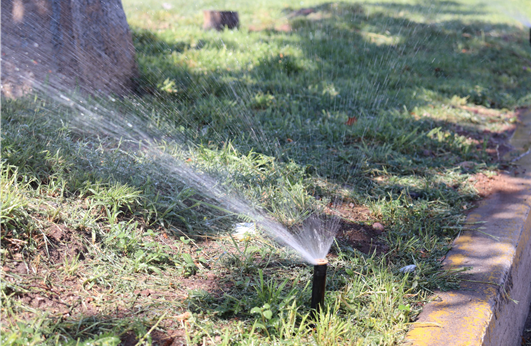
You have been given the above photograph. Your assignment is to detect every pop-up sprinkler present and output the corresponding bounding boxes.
[310,258,328,320]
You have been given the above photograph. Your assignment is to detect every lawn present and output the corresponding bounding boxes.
[2,0,531,345]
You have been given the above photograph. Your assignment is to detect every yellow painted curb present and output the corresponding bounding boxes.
[406,110,531,346]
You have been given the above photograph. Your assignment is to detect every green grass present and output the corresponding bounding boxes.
[2,0,531,344]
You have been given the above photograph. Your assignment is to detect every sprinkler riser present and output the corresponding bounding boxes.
[310,260,327,319]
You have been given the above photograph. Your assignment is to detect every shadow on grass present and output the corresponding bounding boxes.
[130,0,528,170]
[2,0,531,343]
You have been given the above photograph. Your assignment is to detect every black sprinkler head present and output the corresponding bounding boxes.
[310,258,328,320]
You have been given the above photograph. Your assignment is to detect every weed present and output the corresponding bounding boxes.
[1,164,30,231]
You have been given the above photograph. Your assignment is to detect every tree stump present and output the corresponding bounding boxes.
[203,11,239,31]
[1,0,137,99]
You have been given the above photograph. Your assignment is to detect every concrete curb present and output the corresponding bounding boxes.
[406,110,531,346]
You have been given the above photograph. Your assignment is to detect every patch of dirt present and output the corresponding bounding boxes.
[453,105,519,161]
[335,220,388,255]
[329,203,372,223]
[2,234,226,345]
[122,330,183,346]
[455,108,531,205]
[325,203,388,255]
[466,109,530,200]
[180,273,226,296]
[122,328,190,346]
[19,291,71,314]
[42,224,88,263]
[468,172,505,198]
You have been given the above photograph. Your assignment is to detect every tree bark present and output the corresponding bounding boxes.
[1,0,137,98]
[203,11,239,31]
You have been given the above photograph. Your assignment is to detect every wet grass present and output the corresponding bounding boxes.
[2,0,531,345]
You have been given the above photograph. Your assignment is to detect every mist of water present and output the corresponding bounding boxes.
[29,82,338,264]
[484,0,531,27]
[502,10,531,28]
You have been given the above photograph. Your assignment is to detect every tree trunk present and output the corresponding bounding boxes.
[1,0,137,99]
[203,11,239,31]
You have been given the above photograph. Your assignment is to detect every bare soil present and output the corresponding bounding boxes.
[319,201,388,256]
[469,171,505,198]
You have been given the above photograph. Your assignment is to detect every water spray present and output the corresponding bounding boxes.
[310,258,328,320]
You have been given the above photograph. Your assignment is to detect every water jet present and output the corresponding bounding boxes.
[310,258,328,319]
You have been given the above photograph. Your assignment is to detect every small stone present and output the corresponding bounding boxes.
[399,264,416,273]
[373,222,385,233]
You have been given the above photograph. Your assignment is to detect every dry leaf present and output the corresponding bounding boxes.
[175,311,192,321]
[345,117,357,126]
